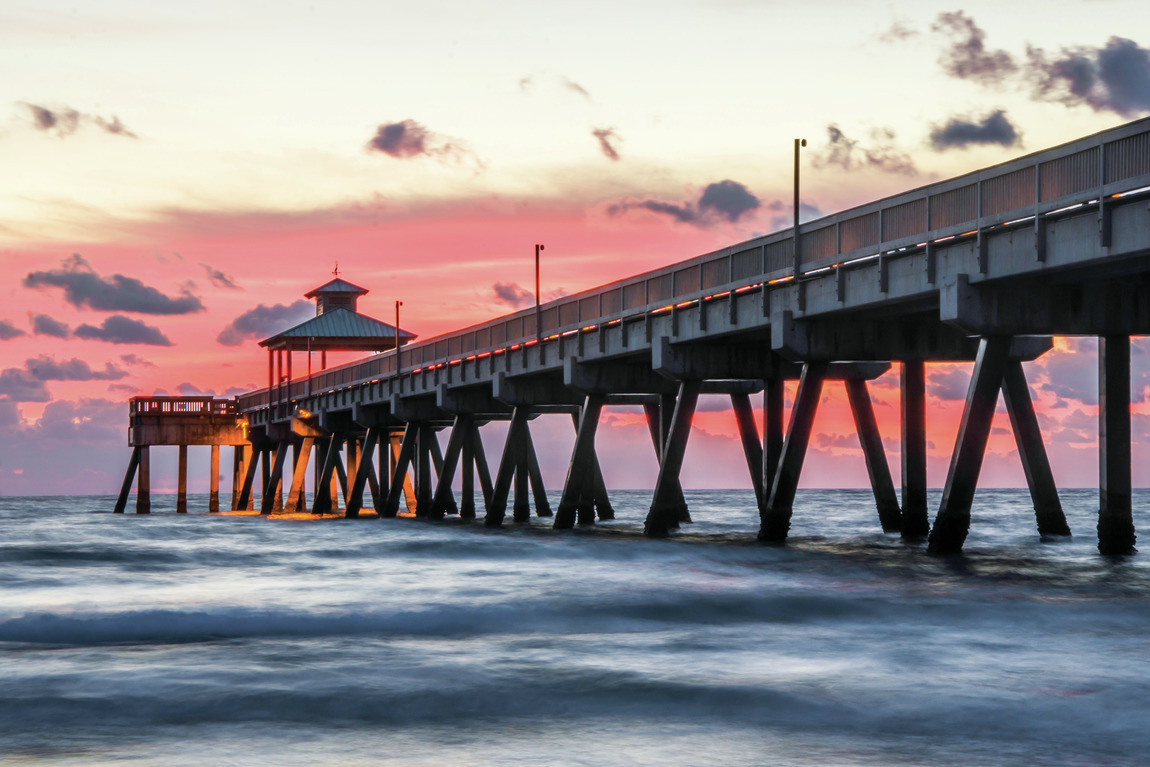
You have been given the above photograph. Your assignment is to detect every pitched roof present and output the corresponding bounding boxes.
[259,307,416,348]
[304,278,369,298]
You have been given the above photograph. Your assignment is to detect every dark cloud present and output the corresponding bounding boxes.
[1027,37,1150,116]
[365,119,479,168]
[74,316,173,346]
[119,353,155,368]
[217,300,312,346]
[607,180,761,227]
[929,110,1021,150]
[815,432,862,451]
[201,263,239,290]
[0,369,50,402]
[18,102,137,138]
[177,382,215,397]
[24,254,205,315]
[927,366,972,401]
[591,127,621,161]
[25,356,128,382]
[0,319,25,340]
[30,313,70,338]
[811,125,917,175]
[492,282,535,309]
[931,11,1018,86]
[562,77,591,99]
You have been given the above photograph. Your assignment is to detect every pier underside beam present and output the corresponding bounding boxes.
[555,395,605,529]
[114,446,141,514]
[928,336,1012,554]
[758,362,828,543]
[900,361,929,538]
[645,381,702,537]
[1000,361,1071,538]
[1098,335,1136,554]
[845,379,902,533]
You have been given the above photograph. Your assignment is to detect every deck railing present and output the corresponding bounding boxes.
[238,116,1150,414]
[131,397,238,416]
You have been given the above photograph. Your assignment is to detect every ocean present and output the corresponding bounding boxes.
[2,488,1149,766]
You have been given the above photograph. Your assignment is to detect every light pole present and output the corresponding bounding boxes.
[394,300,403,378]
[793,138,806,279]
[535,243,544,344]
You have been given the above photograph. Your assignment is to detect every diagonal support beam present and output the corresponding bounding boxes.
[346,429,380,518]
[473,423,494,512]
[486,407,530,527]
[731,392,765,509]
[431,416,468,520]
[114,446,141,514]
[286,437,315,513]
[644,381,702,537]
[928,336,1012,554]
[237,446,260,512]
[555,396,605,529]
[845,379,902,533]
[758,362,828,543]
[1000,361,1071,538]
[314,435,345,515]
[260,441,289,514]
[384,425,417,517]
[524,425,553,517]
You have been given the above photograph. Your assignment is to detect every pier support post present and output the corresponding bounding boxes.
[590,456,613,520]
[645,381,702,537]
[261,441,289,514]
[286,437,315,513]
[763,379,784,494]
[900,361,929,538]
[487,407,530,527]
[643,396,689,525]
[209,445,220,513]
[314,435,344,515]
[237,446,259,511]
[415,425,433,518]
[731,392,765,508]
[524,426,552,517]
[1098,335,1136,554]
[513,421,531,523]
[428,432,458,515]
[346,428,380,518]
[758,362,827,543]
[430,417,467,520]
[1000,361,1071,537]
[114,446,141,514]
[136,445,151,514]
[460,421,476,518]
[231,446,243,510]
[845,379,902,533]
[556,395,605,529]
[384,425,417,517]
[928,336,1012,554]
[176,445,188,513]
[473,423,494,514]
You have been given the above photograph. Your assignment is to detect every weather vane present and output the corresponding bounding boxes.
[332,262,340,277]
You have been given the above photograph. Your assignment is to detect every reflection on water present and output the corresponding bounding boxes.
[1,488,1149,766]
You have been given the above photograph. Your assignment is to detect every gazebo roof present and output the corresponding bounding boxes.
[304,278,369,298]
[259,307,416,351]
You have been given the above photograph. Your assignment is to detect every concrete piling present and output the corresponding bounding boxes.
[1098,335,1136,554]
[899,361,929,538]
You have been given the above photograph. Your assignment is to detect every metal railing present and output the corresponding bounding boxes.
[131,396,238,416]
[238,116,1150,414]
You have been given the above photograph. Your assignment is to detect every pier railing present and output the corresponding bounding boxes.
[237,116,1150,414]
[131,397,238,417]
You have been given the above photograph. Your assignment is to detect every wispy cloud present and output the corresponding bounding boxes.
[365,119,481,168]
[24,255,205,315]
[932,11,1018,86]
[17,102,138,138]
[200,264,239,290]
[810,125,917,175]
[591,127,621,161]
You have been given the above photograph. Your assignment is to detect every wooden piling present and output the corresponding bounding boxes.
[900,361,929,538]
[176,444,188,513]
[513,420,531,523]
[555,396,605,529]
[763,378,784,494]
[209,445,220,513]
[430,417,467,520]
[731,392,765,508]
[286,437,314,512]
[1098,335,1136,554]
[644,381,701,537]
[384,425,417,517]
[261,441,289,514]
[136,445,151,514]
[114,446,141,514]
[346,428,379,518]
[487,407,529,527]
[524,426,552,517]
[928,337,1012,554]
[460,421,476,518]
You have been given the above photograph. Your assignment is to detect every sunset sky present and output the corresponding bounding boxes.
[2,0,1150,496]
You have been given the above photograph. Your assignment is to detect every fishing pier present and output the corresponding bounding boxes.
[118,117,1150,555]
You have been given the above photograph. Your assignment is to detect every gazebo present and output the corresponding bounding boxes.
[260,277,416,401]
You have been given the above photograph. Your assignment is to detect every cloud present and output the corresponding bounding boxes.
[492,282,535,309]
[28,398,122,442]
[878,21,918,43]
[767,200,822,232]
[25,356,128,381]
[30,313,70,338]
[119,353,155,368]
[18,102,138,138]
[1026,37,1150,116]
[24,254,205,315]
[927,366,971,401]
[177,382,215,396]
[217,300,313,346]
[931,11,1018,86]
[365,119,479,167]
[108,383,140,394]
[562,77,591,99]
[518,76,534,93]
[929,109,1021,150]
[0,369,50,402]
[74,316,173,346]
[810,125,917,175]
[200,263,239,289]
[0,320,25,340]
[591,127,621,161]
[607,180,761,227]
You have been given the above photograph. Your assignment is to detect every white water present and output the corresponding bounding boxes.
[2,489,1149,765]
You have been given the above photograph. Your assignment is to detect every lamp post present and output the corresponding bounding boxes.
[394,300,403,378]
[535,243,544,344]
[793,138,806,279]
